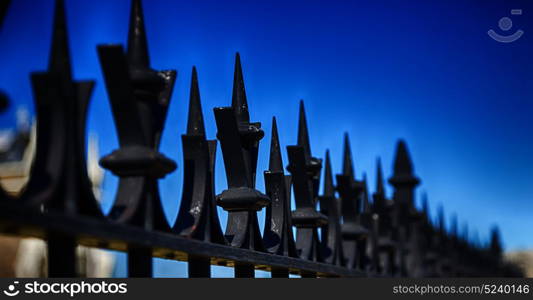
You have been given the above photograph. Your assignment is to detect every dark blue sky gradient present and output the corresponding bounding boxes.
[1,0,533,276]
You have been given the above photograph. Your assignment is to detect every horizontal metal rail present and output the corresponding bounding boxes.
[0,203,365,277]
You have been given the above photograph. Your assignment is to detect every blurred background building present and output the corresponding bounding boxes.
[0,107,115,277]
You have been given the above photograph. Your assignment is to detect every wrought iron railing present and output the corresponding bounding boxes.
[0,0,522,278]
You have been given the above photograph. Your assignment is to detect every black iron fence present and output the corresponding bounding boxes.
[0,0,523,278]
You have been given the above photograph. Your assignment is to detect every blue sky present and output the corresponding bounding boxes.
[1,0,533,277]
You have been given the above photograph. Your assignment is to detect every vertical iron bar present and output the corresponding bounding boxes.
[213,54,268,253]
[97,0,177,234]
[271,268,289,278]
[47,233,77,277]
[128,247,152,277]
[336,133,366,269]
[263,118,297,259]
[300,271,317,278]
[188,255,211,278]
[319,150,344,266]
[234,263,255,278]
[287,101,326,262]
[388,140,421,276]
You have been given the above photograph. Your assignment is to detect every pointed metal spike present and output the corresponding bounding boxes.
[421,192,429,216]
[490,226,502,253]
[231,52,250,122]
[297,100,311,157]
[362,173,370,212]
[450,214,458,237]
[48,0,72,79]
[437,205,445,231]
[186,67,205,136]
[393,139,414,176]
[462,223,469,241]
[472,230,480,247]
[375,157,385,195]
[490,226,500,243]
[342,133,354,178]
[127,0,150,68]
[268,117,283,173]
[322,150,335,197]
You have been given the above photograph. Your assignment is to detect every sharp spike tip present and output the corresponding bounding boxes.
[127,0,150,68]
[268,117,283,173]
[421,192,429,216]
[48,0,72,78]
[322,150,335,197]
[231,52,249,122]
[362,172,370,212]
[186,66,205,136]
[342,133,354,178]
[376,157,385,195]
[393,139,414,176]
[297,100,311,157]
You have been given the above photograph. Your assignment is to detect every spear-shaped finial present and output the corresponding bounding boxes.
[48,0,72,80]
[437,205,445,232]
[421,192,429,218]
[186,67,205,136]
[268,117,283,173]
[450,213,458,237]
[489,226,502,256]
[393,139,414,176]
[127,0,150,68]
[322,150,335,198]
[372,157,388,213]
[471,230,480,248]
[462,222,469,242]
[362,173,370,213]
[389,140,420,196]
[375,157,385,196]
[342,133,354,178]
[231,52,250,123]
[297,100,311,158]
